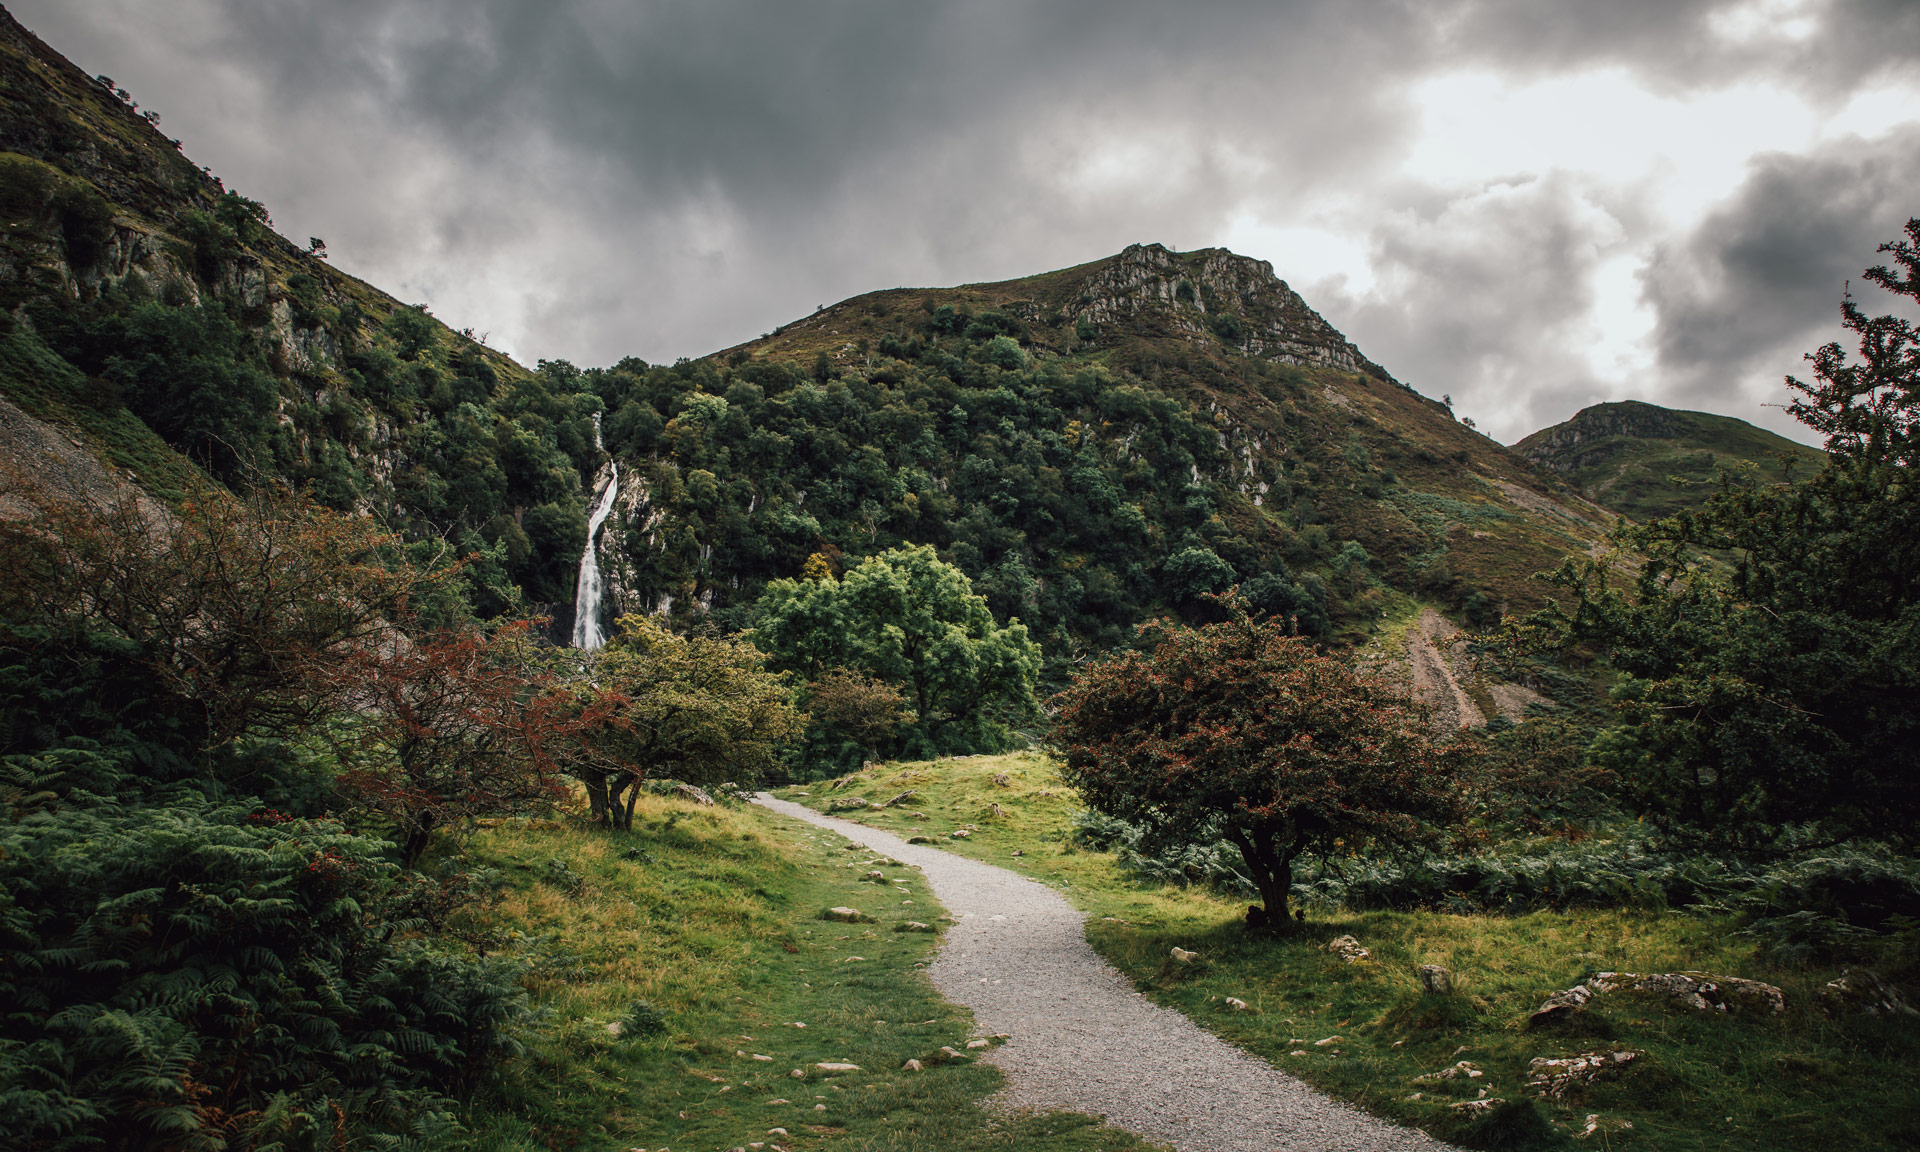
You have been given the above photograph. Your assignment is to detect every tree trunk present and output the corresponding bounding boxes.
[401,809,438,870]
[1227,826,1296,933]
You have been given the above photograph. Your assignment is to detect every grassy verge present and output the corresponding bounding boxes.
[453,792,1157,1152]
[776,754,1920,1151]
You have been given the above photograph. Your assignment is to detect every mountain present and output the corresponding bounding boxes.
[1515,400,1824,522]
[0,5,1615,680]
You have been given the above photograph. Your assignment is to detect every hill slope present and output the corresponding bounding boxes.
[585,242,1613,675]
[1515,400,1823,522]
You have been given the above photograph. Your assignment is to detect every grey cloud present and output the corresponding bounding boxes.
[1641,127,1920,408]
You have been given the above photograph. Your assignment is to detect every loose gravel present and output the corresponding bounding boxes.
[756,794,1452,1152]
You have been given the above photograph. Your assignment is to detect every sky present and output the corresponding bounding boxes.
[14,0,1920,445]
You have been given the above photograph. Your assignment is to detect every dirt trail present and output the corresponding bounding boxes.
[1406,609,1484,731]
[756,794,1452,1152]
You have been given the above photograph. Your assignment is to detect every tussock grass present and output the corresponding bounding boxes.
[456,793,1156,1152]
[781,755,1920,1151]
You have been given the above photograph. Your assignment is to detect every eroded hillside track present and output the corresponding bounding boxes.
[756,794,1453,1152]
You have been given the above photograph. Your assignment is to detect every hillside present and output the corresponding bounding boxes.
[1515,400,1824,522]
[0,4,1617,671]
[584,242,1613,675]
[0,5,601,610]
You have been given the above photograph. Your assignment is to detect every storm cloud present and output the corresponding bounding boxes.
[11,0,1918,443]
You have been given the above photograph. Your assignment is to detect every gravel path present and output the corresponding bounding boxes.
[756,794,1452,1152]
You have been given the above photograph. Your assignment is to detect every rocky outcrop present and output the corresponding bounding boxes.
[1530,971,1785,1027]
[1516,401,1686,475]
[1065,244,1399,382]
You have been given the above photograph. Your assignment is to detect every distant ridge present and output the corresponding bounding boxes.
[1516,400,1823,522]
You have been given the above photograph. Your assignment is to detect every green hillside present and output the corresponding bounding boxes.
[1515,400,1824,522]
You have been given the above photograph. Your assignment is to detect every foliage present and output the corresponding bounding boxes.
[1528,220,1920,850]
[753,544,1041,761]
[561,615,803,830]
[1052,609,1472,927]
[795,667,916,771]
[323,624,572,866]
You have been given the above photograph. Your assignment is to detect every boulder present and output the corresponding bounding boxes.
[827,797,870,812]
[1821,968,1919,1019]
[1417,964,1454,995]
[674,783,715,806]
[1526,1050,1641,1099]
[1328,935,1371,963]
[1532,971,1783,1026]
[880,790,919,808]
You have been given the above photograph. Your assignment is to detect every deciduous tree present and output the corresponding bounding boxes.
[1052,610,1470,929]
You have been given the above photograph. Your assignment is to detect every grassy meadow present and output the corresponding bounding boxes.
[775,753,1920,1151]
[451,792,1156,1152]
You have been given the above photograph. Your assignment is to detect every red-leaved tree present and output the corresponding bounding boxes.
[1052,610,1472,929]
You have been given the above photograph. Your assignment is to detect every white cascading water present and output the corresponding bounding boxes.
[572,414,618,649]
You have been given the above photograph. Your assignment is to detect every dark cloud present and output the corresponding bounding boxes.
[1641,127,1920,410]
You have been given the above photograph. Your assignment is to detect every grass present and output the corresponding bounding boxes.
[777,753,1920,1151]
[452,793,1158,1152]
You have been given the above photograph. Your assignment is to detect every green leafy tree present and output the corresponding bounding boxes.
[563,615,802,830]
[1530,219,1920,849]
[751,545,1041,757]
[1052,610,1471,929]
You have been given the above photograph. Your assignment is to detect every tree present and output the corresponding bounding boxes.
[324,623,571,867]
[1052,610,1471,929]
[751,545,1041,757]
[1530,220,1920,849]
[798,668,916,767]
[563,615,802,830]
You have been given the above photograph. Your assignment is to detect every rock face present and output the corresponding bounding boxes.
[1065,244,1399,382]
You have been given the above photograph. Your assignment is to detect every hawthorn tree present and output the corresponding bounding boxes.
[1531,219,1920,849]
[1052,609,1471,929]
[562,614,802,830]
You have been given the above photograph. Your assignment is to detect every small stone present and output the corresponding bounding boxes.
[752,1053,773,1062]
[1224,997,1251,1012]
[894,921,935,933]
[902,1058,923,1071]
[880,790,920,807]
[1314,1035,1342,1046]
[864,870,886,881]
[789,1069,806,1079]
[766,1098,790,1104]
[1417,964,1454,995]
[906,835,936,844]
[827,797,869,812]
[606,1022,624,1036]
[966,1038,990,1049]
[1011,849,1024,856]
[1449,1098,1505,1116]
[949,829,972,839]
[767,1128,789,1136]
[1170,947,1199,964]
[814,1104,827,1111]
[813,1062,861,1072]
[1290,1050,1308,1056]
[844,956,865,962]
[821,907,873,923]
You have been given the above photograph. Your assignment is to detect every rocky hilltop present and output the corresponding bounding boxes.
[1517,400,1822,522]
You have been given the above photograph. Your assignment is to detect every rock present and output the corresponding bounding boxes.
[987,802,1007,818]
[949,829,972,839]
[992,773,1010,786]
[938,1046,966,1060]
[1224,997,1251,1012]
[843,955,865,962]
[1413,1061,1483,1082]
[1011,849,1024,856]
[906,835,936,844]
[966,1038,990,1049]
[673,783,715,806]
[902,1058,923,1071]
[1417,964,1454,995]
[767,1098,790,1104]
[1170,947,1199,964]
[605,1022,624,1036]
[821,907,873,923]
[1572,1114,1634,1141]
[1527,1049,1641,1099]
[1821,968,1919,1018]
[880,790,919,808]
[789,1069,806,1078]
[828,797,870,812]
[1313,1035,1342,1047]
[751,1053,773,1061]
[1535,971,1786,1026]
[1328,935,1371,962]
[768,1128,789,1135]
[894,921,936,933]
[813,1062,861,1072]
[911,811,928,819]
[864,870,886,882]
[813,1104,827,1111]
[1449,1098,1506,1116]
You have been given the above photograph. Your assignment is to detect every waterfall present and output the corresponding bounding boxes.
[572,412,617,649]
